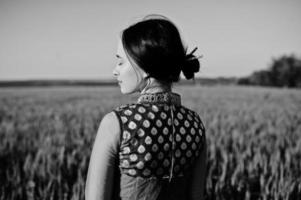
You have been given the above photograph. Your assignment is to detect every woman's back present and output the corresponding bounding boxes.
[85,14,207,200]
[113,91,206,200]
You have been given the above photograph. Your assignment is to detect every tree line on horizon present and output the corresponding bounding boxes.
[237,54,301,88]
[0,54,300,88]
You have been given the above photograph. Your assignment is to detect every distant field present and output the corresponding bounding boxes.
[0,85,300,200]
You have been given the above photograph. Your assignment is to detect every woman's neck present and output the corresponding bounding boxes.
[140,78,171,94]
[141,86,170,94]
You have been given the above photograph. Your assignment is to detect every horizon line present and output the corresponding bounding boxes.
[0,76,242,82]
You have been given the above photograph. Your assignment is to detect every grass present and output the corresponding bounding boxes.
[0,85,300,200]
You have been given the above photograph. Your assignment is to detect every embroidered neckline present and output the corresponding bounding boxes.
[137,92,181,106]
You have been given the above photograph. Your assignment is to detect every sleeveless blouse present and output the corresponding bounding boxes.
[113,92,206,184]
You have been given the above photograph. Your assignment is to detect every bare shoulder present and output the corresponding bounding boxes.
[97,112,120,138]
[101,112,119,126]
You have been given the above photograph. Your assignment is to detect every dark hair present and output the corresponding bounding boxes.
[121,14,201,84]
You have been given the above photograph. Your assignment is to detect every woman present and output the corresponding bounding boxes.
[85,14,207,200]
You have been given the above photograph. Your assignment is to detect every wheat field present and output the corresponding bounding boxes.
[0,85,300,200]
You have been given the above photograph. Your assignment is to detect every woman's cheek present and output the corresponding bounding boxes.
[119,66,136,94]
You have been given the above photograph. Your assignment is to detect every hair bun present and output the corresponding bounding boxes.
[181,47,201,80]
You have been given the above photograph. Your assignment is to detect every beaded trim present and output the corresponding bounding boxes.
[137,92,181,106]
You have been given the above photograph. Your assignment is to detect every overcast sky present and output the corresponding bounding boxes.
[0,0,300,80]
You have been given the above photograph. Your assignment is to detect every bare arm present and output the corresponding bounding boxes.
[85,112,120,200]
[189,141,207,200]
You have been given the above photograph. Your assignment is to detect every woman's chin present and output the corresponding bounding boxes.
[120,87,130,94]
[120,87,138,95]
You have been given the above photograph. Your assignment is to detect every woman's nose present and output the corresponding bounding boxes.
[113,67,119,77]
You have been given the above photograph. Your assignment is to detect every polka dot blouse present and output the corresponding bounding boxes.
[113,92,206,182]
